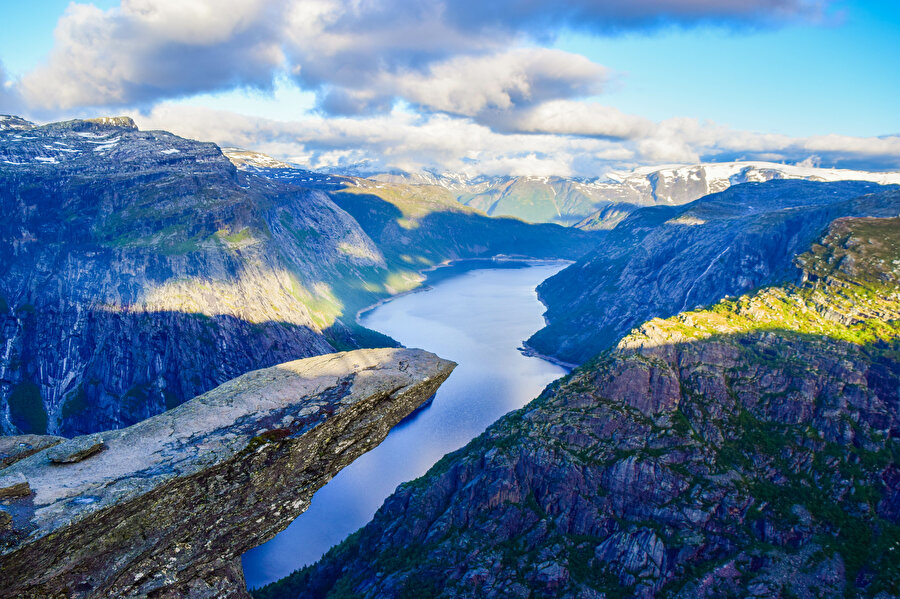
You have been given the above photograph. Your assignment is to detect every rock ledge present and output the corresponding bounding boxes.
[0,348,455,599]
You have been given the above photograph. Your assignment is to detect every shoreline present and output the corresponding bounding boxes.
[518,342,579,371]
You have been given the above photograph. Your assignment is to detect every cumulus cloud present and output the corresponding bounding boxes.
[17,0,829,114]
[20,0,285,110]
[136,103,636,176]
[484,100,654,139]
[317,48,610,122]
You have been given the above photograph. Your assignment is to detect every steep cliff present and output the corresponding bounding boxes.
[0,347,455,599]
[528,180,900,365]
[0,116,396,435]
[262,216,899,598]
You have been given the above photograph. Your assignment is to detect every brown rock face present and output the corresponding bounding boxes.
[0,348,455,599]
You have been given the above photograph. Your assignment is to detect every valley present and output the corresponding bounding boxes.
[0,116,897,599]
[243,260,569,588]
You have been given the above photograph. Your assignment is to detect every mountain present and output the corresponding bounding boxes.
[258,214,900,599]
[225,149,600,279]
[0,116,387,436]
[527,180,900,365]
[321,161,900,227]
[0,117,595,437]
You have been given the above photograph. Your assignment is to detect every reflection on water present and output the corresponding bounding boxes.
[242,261,568,588]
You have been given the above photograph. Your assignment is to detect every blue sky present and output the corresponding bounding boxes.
[555,1,900,138]
[1,0,898,175]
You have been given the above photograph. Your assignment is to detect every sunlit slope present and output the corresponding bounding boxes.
[529,180,900,365]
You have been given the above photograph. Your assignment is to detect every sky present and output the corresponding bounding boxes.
[1,0,899,177]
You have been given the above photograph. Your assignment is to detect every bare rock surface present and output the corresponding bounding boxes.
[46,433,104,464]
[0,347,455,599]
[0,435,64,469]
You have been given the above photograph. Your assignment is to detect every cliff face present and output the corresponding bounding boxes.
[266,216,899,598]
[0,347,455,599]
[0,117,395,436]
[528,180,900,365]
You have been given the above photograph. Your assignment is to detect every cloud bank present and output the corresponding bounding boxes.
[136,103,900,177]
[11,0,898,177]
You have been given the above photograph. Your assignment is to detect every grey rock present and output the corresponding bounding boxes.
[0,347,455,599]
[0,472,29,498]
[0,435,64,469]
[46,434,104,464]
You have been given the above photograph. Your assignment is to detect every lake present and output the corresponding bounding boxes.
[242,260,569,589]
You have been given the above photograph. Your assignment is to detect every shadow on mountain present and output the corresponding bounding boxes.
[328,190,601,266]
[6,309,334,437]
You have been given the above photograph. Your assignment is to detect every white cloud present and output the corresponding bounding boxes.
[20,0,285,110]
[134,101,900,178]
[485,100,654,139]
[16,0,830,115]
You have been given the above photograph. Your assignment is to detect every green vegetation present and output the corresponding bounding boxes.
[61,385,89,421]
[216,226,253,245]
[9,381,47,434]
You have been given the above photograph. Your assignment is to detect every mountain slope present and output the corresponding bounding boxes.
[0,117,397,435]
[259,215,900,599]
[527,180,900,365]
[326,179,598,270]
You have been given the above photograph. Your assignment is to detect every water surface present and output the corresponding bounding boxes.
[242,261,568,588]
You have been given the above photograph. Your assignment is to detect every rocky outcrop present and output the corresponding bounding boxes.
[0,347,455,599]
[264,217,899,598]
[528,180,900,365]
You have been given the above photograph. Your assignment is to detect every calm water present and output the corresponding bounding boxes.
[242,261,569,589]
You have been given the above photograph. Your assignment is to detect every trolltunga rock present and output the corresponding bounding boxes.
[0,347,455,599]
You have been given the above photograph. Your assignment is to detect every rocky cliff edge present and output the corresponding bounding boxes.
[0,347,455,599]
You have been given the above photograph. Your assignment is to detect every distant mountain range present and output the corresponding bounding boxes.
[226,149,900,227]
